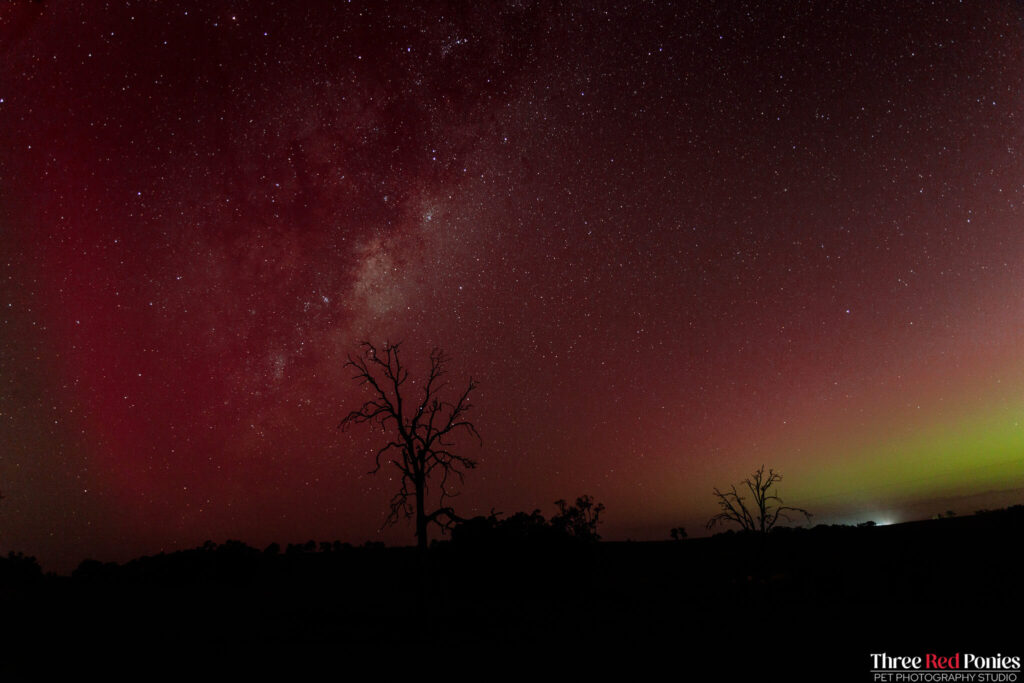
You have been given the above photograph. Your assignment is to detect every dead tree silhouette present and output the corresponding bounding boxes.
[707,465,811,533]
[340,341,480,552]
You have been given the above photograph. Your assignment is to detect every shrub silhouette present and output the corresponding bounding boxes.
[551,495,605,541]
[453,496,606,547]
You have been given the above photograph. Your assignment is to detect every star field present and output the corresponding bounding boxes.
[1,1,1023,570]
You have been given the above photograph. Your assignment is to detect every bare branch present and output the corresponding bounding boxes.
[707,465,811,532]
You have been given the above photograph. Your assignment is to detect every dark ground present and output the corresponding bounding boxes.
[1,508,1020,679]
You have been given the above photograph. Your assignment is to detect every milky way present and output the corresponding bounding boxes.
[2,1,1023,570]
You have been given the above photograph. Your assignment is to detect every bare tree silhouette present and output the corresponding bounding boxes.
[707,465,811,533]
[340,341,480,552]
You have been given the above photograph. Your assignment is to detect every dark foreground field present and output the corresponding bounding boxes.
[1,509,1021,678]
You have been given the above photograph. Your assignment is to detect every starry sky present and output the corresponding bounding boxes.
[2,1,1024,571]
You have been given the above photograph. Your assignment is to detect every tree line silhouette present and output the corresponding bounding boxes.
[0,342,819,578]
[337,341,816,548]
[4,338,1023,665]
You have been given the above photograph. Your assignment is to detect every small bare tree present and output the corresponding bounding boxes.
[707,465,811,533]
[340,341,480,551]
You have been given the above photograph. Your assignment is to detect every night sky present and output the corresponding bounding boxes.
[2,1,1023,572]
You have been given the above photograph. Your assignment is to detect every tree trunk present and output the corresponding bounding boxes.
[415,475,427,552]
[413,474,429,613]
